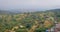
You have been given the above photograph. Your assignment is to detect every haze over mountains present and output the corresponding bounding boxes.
[0,0,60,14]
[0,0,60,11]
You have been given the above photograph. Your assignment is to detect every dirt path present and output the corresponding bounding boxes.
[28,21,39,32]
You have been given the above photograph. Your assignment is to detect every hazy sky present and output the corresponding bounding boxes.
[0,0,60,10]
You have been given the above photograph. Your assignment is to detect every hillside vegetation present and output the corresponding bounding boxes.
[0,9,60,32]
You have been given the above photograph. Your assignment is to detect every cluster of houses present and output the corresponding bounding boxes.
[46,22,60,32]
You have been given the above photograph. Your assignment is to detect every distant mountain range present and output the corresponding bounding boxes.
[0,9,60,14]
